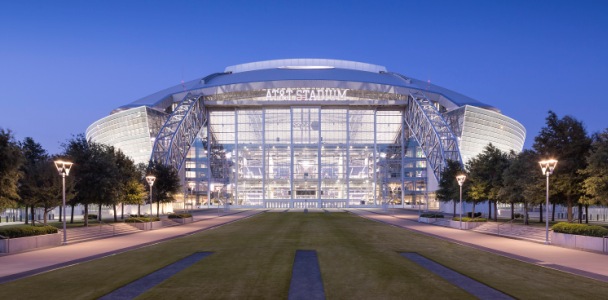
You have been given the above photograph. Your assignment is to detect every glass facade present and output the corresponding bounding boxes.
[86,60,526,210]
[85,106,165,164]
[184,107,430,208]
[448,106,526,163]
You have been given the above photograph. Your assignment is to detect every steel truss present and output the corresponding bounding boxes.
[151,93,208,171]
[404,92,462,180]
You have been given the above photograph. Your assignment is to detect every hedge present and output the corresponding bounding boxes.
[125,217,160,223]
[168,213,193,219]
[466,212,482,218]
[452,217,487,222]
[87,214,98,220]
[0,225,58,239]
[420,213,444,218]
[552,222,608,237]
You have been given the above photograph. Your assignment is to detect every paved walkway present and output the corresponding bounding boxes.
[0,209,263,283]
[350,208,608,282]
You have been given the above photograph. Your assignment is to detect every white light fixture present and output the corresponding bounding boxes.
[456,174,466,230]
[54,160,73,245]
[539,159,558,244]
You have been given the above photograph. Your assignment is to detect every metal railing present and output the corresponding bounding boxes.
[97,219,116,236]
[497,218,518,236]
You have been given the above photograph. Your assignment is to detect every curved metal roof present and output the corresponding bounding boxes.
[116,59,497,113]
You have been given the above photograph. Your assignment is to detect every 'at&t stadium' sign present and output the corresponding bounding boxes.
[265,88,349,101]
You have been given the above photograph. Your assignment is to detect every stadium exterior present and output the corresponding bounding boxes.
[86,59,525,210]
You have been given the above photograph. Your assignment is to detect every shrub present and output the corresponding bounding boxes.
[87,214,98,220]
[513,213,523,219]
[552,222,608,237]
[125,217,160,223]
[420,213,444,218]
[0,225,58,239]
[168,213,193,219]
[452,217,487,222]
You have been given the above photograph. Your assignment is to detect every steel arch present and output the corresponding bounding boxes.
[404,92,462,180]
[151,93,208,171]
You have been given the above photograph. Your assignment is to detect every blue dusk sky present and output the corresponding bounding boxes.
[1,0,607,154]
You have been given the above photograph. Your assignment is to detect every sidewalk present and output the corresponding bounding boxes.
[350,208,608,283]
[0,209,263,284]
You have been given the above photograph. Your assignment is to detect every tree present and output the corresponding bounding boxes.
[0,129,23,210]
[18,137,47,224]
[148,161,180,217]
[113,150,144,221]
[32,158,68,225]
[533,111,591,222]
[499,150,545,225]
[63,135,117,226]
[580,129,608,223]
[436,160,467,217]
[466,143,509,220]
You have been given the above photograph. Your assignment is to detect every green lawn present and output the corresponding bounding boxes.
[2,212,607,299]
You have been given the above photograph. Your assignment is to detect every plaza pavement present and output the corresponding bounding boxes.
[0,209,263,284]
[1,207,607,285]
[350,208,608,283]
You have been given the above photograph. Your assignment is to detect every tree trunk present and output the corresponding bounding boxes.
[157,201,160,217]
[121,203,124,220]
[494,200,498,221]
[585,204,589,224]
[488,201,492,219]
[472,202,476,218]
[552,203,556,222]
[98,203,102,221]
[113,204,118,222]
[578,203,583,224]
[25,205,29,225]
[137,204,141,217]
[59,205,63,222]
[84,204,89,227]
[510,203,514,219]
[31,206,35,226]
[539,203,543,223]
[567,200,573,222]
[43,208,48,225]
[70,203,75,223]
[452,200,456,217]
[524,201,529,225]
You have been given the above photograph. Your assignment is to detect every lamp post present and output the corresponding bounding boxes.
[146,176,156,218]
[539,159,557,245]
[456,174,466,230]
[54,160,73,245]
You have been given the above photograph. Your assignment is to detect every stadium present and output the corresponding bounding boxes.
[86,59,525,210]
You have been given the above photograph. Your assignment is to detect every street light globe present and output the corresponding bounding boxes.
[54,160,73,176]
[539,159,558,175]
[456,174,466,186]
[146,175,156,186]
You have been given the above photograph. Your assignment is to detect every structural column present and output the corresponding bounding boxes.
[290,108,294,208]
[401,110,406,208]
[206,111,211,209]
[262,109,266,208]
[317,108,322,208]
[346,108,350,208]
[373,108,377,206]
